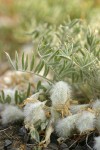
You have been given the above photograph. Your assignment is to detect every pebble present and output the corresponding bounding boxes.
[19,126,27,136]
[4,139,12,150]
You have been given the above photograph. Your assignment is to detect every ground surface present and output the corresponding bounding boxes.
[0,122,99,150]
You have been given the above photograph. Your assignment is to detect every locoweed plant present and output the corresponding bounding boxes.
[3,19,100,147]
[5,19,100,101]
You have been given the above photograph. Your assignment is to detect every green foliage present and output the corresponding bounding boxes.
[0,82,31,104]
[0,90,11,104]
[6,19,100,101]
[30,128,40,143]
[5,50,53,83]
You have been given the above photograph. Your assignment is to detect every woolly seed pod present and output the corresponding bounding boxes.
[50,81,71,108]
[75,111,95,133]
[94,136,100,150]
[55,114,79,138]
[1,105,24,124]
[24,101,46,127]
[92,99,100,112]
[70,104,89,114]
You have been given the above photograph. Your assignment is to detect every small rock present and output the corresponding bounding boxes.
[19,127,27,136]
[4,139,12,150]
[4,139,12,147]
[19,126,29,142]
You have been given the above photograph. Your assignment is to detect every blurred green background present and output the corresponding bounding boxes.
[0,0,100,61]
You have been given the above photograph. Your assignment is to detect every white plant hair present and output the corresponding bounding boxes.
[0,103,5,112]
[94,136,100,150]
[92,99,100,112]
[55,114,79,138]
[91,99,100,132]
[50,81,71,108]
[1,105,24,124]
[70,104,89,114]
[96,114,100,132]
[75,111,96,133]
[24,101,46,127]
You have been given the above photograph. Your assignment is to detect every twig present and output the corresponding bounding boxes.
[4,131,12,139]
[0,127,10,133]
[86,134,93,150]
[69,139,78,148]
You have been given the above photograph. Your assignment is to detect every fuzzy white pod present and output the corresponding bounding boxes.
[76,111,95,133]
[24,101,46,126]
[50,81,71,108]
[94,136,100,150]
[55,114,79,138]
[1,105,24,124]
[70,104,89,114]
